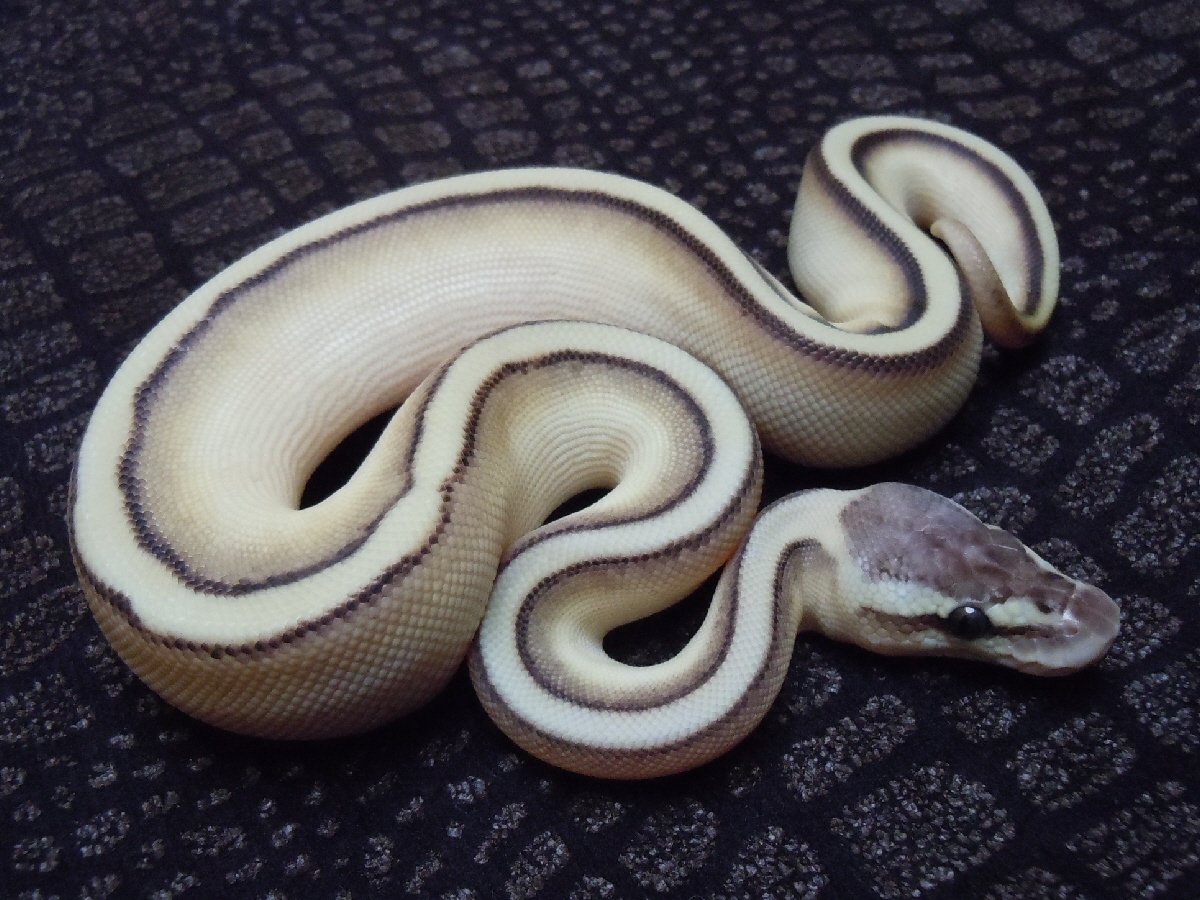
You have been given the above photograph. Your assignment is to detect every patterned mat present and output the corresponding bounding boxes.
[2,1,1198,898]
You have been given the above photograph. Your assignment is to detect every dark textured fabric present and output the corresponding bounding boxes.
[2,1,1199,898]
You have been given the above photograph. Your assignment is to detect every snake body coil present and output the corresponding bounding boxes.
[70,116,1120,778]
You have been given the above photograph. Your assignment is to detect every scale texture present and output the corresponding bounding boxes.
[2,1,1198,898]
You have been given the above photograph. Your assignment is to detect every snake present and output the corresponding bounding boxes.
[69,115,1121,779]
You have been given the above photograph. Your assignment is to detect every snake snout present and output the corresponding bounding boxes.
[1013,581,1121,676]
[1060,583,1121,666]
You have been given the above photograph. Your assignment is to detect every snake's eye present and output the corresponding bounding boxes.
[946,604,994,640]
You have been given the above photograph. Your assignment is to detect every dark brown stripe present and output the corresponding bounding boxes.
[493,337,726,575]
[859,607,1058,641]
[121,177,977,590]
[808,147,928,332]
[511,452,759,712]
[849,127,1046,318]
[78,344,742,657]
[126,337,700,594]
[120,351,451,597]
[472,533,812,772]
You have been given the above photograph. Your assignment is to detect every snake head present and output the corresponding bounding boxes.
[838,483,1121,676]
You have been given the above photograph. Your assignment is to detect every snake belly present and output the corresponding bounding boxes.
[69,115,1099,778]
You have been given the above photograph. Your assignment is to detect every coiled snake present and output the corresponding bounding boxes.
[70,116,1120,779]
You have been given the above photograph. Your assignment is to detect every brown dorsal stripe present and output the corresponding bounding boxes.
[511,457,759,713]
[123,344,718,596]
[119,180,976,593]
[849,128,1046,318]
[473,533,809,770]
[807,146,928,333]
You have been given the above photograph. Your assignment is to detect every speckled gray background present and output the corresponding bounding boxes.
[2,1,1199,898]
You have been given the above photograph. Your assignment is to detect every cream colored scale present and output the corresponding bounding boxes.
[70,116,1119,779]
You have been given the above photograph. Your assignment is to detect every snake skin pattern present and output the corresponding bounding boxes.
[3,0,1199,897]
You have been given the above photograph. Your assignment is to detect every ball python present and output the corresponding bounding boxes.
[70,115,1121,779]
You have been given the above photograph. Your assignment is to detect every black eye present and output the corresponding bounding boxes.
[946,604,994,640]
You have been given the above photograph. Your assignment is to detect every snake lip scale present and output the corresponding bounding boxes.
[70,115,1121,779]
